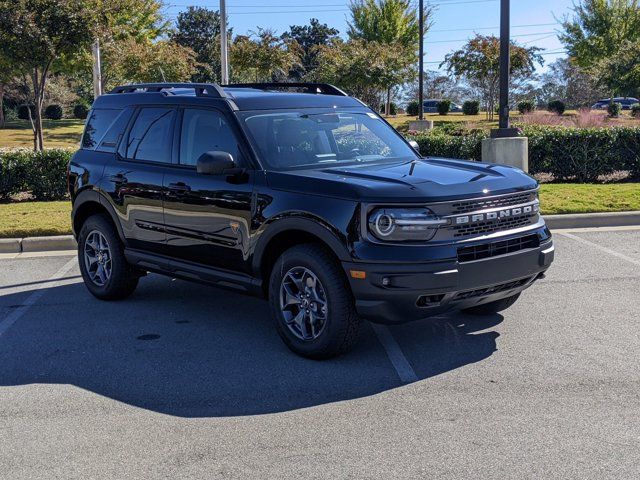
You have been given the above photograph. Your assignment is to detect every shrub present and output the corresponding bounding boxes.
[607,102,622,118]
[379,102,397,115]
[547,100,566,115]
[44,104,64,120]
[462,100,480,115]
[73,103,90,119]
[437,99,451,115]
[517,100,536,114]
[409,130,486,160]
[631,104,640,118]
[406,100,420,117]
[17,104,35,120]
[0,148,71,201]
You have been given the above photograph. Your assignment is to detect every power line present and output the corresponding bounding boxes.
[430,22,559,33]
[425,31,556,44]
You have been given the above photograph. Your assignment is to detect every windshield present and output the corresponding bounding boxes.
[239,109,418,170]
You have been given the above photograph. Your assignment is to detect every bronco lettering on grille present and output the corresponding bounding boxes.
[453,203,538,225]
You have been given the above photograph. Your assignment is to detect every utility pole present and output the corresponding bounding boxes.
[92,39,102,99]
[220,0,229,84]
[493,0,517,137]
[418,0,424,120]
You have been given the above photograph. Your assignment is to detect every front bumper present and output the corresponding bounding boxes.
[343,237,554,324]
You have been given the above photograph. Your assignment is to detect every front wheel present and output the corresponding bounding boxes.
[461,292,521,315]
[268,244,361,359]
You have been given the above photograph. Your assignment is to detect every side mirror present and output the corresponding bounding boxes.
[196,151,236,175]
[408,140,421,154]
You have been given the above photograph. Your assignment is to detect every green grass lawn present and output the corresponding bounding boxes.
[0,119,84,149]
[1,184,638,238]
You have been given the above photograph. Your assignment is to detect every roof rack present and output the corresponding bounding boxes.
[110,83,227,98]
[223,82,348,97]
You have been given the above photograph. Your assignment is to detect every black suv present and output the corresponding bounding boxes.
[69,82,554,358]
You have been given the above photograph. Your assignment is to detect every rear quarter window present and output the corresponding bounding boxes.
[81,109,122,150]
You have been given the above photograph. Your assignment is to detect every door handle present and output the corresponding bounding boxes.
[109,173,128,184]
[168,182,191,193]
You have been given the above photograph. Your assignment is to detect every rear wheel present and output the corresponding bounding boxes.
[461,292,521,315]
[268,244,361,359]
[77,214,139,300]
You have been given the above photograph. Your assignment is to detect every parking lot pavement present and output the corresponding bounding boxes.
[0,228,639,479]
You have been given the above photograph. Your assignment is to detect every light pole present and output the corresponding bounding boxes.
[493,0,518,137]
[220,0,229,84]
[418,0,424,120]
[92,39,102,99]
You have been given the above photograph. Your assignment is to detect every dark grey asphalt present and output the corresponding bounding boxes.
[0,228,639,479]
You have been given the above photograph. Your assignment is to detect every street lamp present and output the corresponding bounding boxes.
[418,0,424,120]
[492,0,518,138]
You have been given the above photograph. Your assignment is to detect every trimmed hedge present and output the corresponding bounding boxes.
[73,104,90,119]
[18,104,35,120]
[44,104,64,120]
[548,100,566,115]
[462,100,480,115]
[607,102,622,118]
[408,126,640,182]
[517,100,536,114]
[437,99,451,115]
[632,104,640,118]
[0,149,72,200]
[406,100,420,117]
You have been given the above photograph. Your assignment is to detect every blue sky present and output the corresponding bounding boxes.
[165,0,576,73]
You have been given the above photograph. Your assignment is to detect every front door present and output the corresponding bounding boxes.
[163,107,254,272]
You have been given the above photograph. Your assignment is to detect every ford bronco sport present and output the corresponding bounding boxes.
[68,82,554,358]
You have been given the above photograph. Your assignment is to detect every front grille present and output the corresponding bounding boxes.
[451,191,537,214]
[452,215,533,237]
[457,234,540,262]
[454,276,534,300]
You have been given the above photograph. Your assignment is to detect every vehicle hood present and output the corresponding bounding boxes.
[267,158,538,202]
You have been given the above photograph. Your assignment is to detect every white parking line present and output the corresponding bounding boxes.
[0,257,77,338]
[370,323,418,383]
[559,232,640,267]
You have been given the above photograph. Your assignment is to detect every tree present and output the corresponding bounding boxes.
[560,0,640,97]
[171,7,223,83]
[347,0,432,115]
[281,18,339,80]
[441,35,543,120]
[404,70,463,105]
[596,40,640,98]
[230,29,300,82]
[0,54,19,128]
[537,58,605,108]
[0,0,94,150]
[102,39,198,86]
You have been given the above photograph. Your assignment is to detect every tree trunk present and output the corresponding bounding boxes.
[385,87,391,116]
[0,84,5,129]
[30,65,49,151]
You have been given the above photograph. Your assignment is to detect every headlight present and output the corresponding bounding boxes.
[368,207,447,242]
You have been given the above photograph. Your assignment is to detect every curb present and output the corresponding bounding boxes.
[545,211,640,230]
[0,235,76,254]
[1,212,639,254]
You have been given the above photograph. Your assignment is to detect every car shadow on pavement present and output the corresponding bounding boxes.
[0,275,502,418]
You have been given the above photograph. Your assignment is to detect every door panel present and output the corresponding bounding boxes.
[163,107,254,272]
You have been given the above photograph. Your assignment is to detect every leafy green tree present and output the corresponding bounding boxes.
[347,0,432,114]
[441,35,543,120]
[171,7,223,83]
[560,0,640,97]
[537,57,605,108]
[0,0,94,150]
[596,40,640,98]
[0,53,19,128]
[230,29,301,82]
[281,18,339,79]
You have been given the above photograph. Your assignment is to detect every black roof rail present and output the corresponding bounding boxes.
[110,83,227,98]
[223,82,348,97]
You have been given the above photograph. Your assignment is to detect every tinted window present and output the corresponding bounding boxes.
[179,108,240,166]
[126,107,175,163]
[82,109,121,149]
[95,108,133,153]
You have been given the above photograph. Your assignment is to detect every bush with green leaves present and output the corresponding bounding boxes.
[0,149,72,200]
[379,102,397,115]
[547,100,566,115]
[632,104,640,118]
[607,102,622,118]
[17,104,35,120]
[462,100,480,115]
[437,99,451,116]
[73,104,90,119]
[406,126,640,182]
[406,100,420,117]
[517,100,536,114]
[44,104,64,120]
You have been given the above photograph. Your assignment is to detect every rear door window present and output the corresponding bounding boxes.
[125,107,175,163]
[82,109,121,150]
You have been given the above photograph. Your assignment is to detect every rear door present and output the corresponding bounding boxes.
[103,106,176,254]
[162,106,254,272]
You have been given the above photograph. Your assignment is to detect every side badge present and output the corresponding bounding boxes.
[230,221,240,234]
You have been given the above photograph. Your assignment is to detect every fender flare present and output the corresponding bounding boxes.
[251,216,352,273]
[72,189,126,243]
